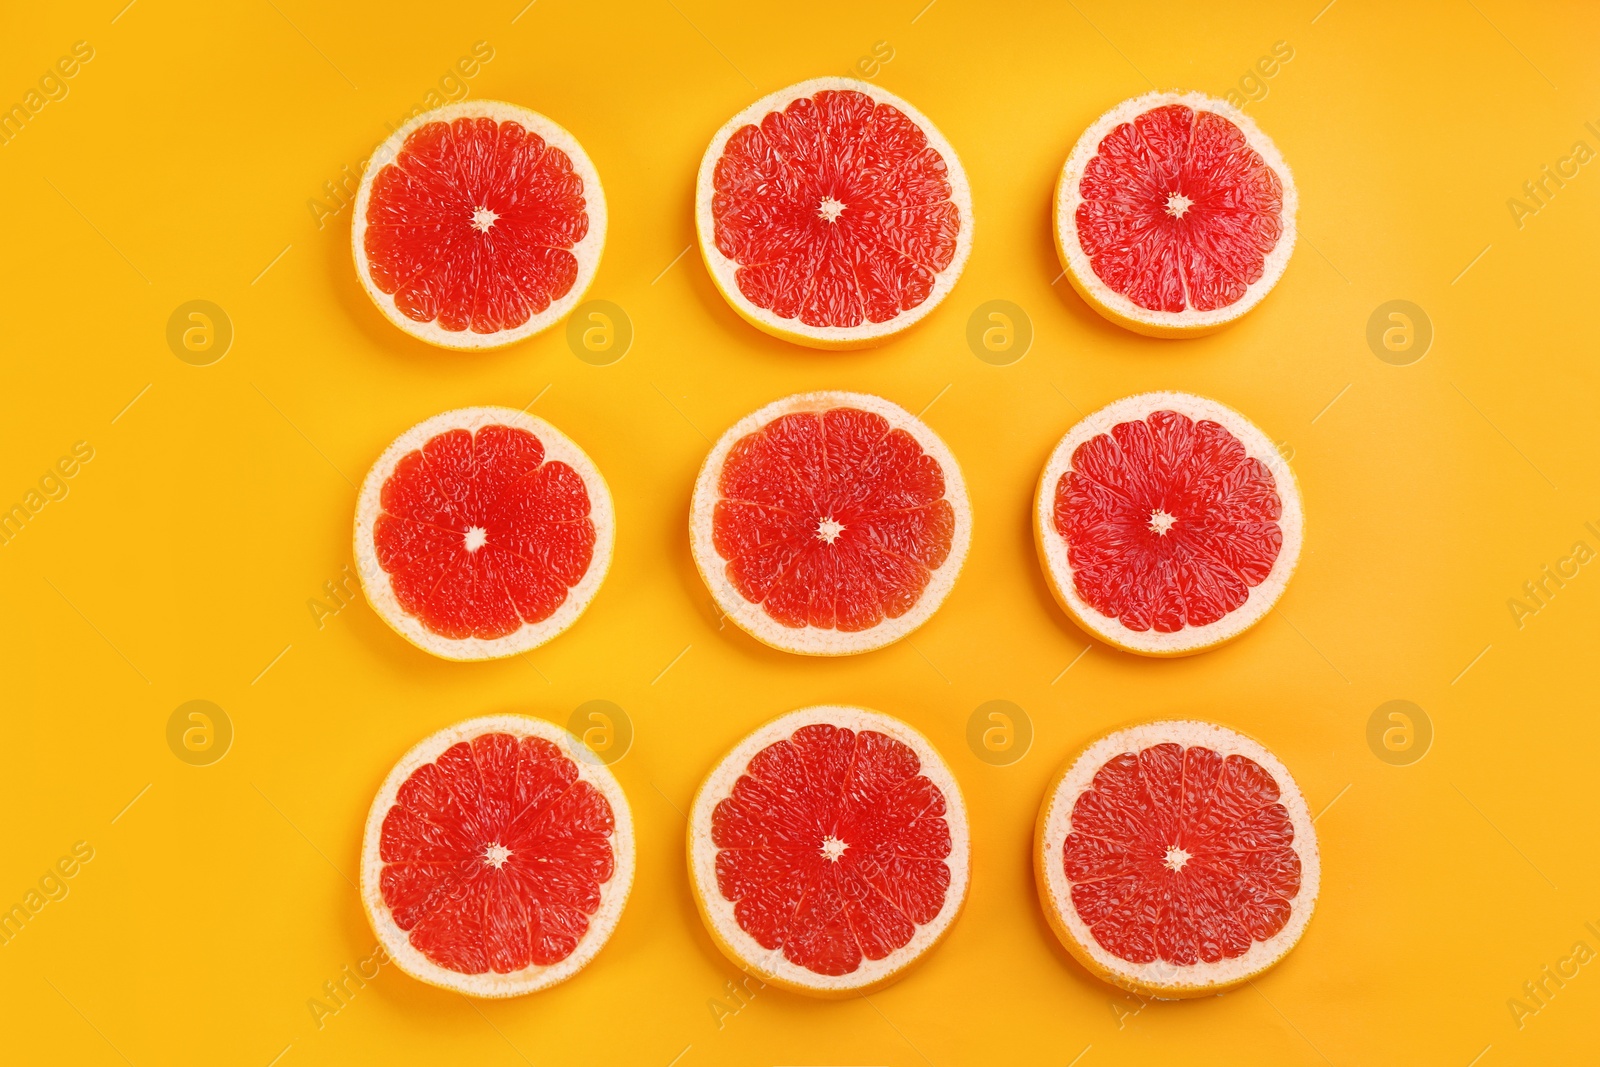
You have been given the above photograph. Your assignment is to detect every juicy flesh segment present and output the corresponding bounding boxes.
[1075,104,1285,313]
[712,407,955,633]
[379,732,616,974]
[712,724,952,976]
[712,89,960,329]
[365,117,590,334]
[374,424,596,640]
[1064,743,1301,966]
[1054,409,1282,633]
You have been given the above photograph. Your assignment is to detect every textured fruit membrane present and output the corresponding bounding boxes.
[1076,104,1284,313]
[365,117,589,334]
[712,89,960,328]
[713,408,954,632]
[379,732,616,974]
[712,724,952,976]
[1054,409,1281,633]
[1064,743,1300,966]
[374,424,596,640]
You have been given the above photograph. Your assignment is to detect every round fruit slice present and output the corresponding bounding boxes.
[361,715,635,997]
[1035,720,1319,998]
[689,706,969,997]
[1054,91,1296,337]
[1034,392,1301,657]
[696,77,973,349]
[353,101,606,350]
[690,392,971,655]
[355,406,614,661]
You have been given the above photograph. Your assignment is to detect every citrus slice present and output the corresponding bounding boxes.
[688,706,969,996]
[696,77,973,349]
[353,101,606,350]
[354,406,614,661]
[361,715,634,997]
[1034,392,1301,656]
[690,392,971,655]
[1054,91,1296,337]
[1034,720,1319,998]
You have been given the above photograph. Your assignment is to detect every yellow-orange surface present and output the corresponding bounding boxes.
[2,2,1597,1065]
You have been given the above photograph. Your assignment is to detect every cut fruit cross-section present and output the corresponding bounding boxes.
[688,706,969,996]
[355,406,614,661]
[690,392,971,656]
[1035,720,1319,998]
[1054,91,1296,336]
[696,78,973,349]
[353,101,607,350]
[1033,392,1301,656]
[361,715,635,997]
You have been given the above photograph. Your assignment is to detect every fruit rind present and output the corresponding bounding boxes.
[687,706,970,997]
[1032,391,1302,657]
[689,391,972,656]
[1053,90,1297,338]
[695,77,974,350]
[352,100,608,350]
[360,714,635,998]
[354,405,615,661]
[1033,719,1319,999]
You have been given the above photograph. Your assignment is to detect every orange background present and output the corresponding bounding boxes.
[1,1,1597,1065]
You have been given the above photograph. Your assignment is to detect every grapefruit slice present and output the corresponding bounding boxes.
[1054,91,1296,337]
[352,101,606,350]
[696,77,973,349]
[690,392,971,655]
[1034,392,1301,657]
[1035,720,1319,998]
[354,406,614,661]
[361,715,634,996]
[688,706,969,997]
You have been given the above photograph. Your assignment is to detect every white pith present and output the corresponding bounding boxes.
[1033,392,1302,657]
[1036,720,1320,997]
[1053,91,1298,336]
[354,406,616,661]
[689,391,972,656]
[688,706,970,995]
[360,715,636,998]
[694,77,974,350]
[352,100,608,351]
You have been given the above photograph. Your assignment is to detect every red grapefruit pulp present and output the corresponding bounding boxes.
[354,101,606,349]
[1035,393,1302,656]
[690,392,971,655]
[697,78,973,348]
[1035,721,1319,997]
[689,708,969,995]
[361,716,635,997]
[1055,91,1296,335]
[355,407,614,660]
